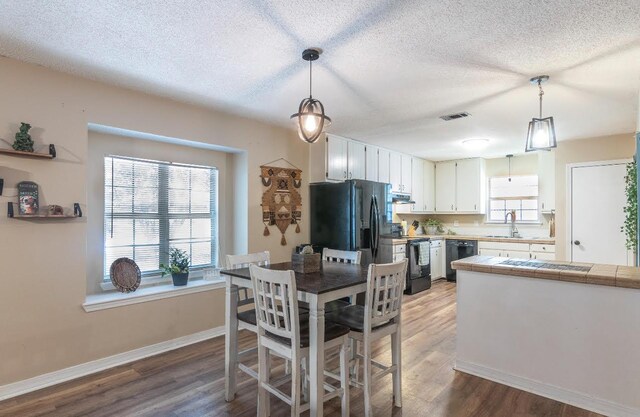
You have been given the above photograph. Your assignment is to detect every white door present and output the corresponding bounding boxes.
[378,148,391,184]
[347,141,366,180]
[401,154,412,194]
[365,145,379,181]
[435,161,456,212]
[411,157,424,212]
[570,161,628,265]
[389,152,402,193]
[326,136,347,181]
[423,160,435,212]
[456,159,481,212]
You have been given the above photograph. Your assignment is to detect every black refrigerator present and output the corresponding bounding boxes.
[310,180,392,266]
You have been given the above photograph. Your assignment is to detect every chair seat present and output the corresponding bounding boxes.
[238,308,309,327]
[266,320,350,348]
[327,305,391,332]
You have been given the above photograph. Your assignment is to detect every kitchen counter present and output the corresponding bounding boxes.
[452,255,640,289]
[400,235,555,245]
[454,256,640,415]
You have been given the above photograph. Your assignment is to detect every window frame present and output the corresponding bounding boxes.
[485,174,541,224]
[103,155,219,282]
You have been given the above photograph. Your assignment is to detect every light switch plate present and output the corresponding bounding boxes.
[453,221,459,226]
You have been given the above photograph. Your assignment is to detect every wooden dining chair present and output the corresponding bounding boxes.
[249,264,351,417]
[327,259,408,417]
[226,251,271,380]
[319,248,362,313]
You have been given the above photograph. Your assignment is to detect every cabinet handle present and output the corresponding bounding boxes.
[474,204,476,210]
[344,171,347,179]
[451,204,453,210]
[542,203,545,209]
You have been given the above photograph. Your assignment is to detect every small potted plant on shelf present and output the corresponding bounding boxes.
[422,218,444,235]
[161,247,190,286]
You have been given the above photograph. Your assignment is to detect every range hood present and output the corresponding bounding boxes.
[392,194,415,205]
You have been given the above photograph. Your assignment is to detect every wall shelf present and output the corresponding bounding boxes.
[0,144,56,159]
[8,202,82,219]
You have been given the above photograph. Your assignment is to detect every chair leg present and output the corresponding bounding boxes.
[349,339,359,381]
[363,341,373,417]
[285,359,291,375]
[340,339,350,417]
[257,345,269,417]
[391,330,402,408]
[291,355,301,417]
[266,350,272,416]
[301,357,309,403]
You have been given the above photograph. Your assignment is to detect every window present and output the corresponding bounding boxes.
[104,156,218,280]
[488,175,539,223]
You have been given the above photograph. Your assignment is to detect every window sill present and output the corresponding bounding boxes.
[83,278,225,312]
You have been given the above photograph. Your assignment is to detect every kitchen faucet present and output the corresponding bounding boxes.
[505,210,520,238]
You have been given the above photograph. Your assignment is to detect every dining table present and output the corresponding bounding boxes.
[222,260,370,417]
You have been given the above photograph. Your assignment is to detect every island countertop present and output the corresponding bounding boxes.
[451,255,640,289]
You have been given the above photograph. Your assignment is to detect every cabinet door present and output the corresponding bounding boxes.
[401,154,412,194]
[411,157,424,212]
[430,247,442,279]
[326,135,347,181]
[538,150,556,213]
[365,145,379,181]
[435,161,456,212]
[389,151,403,193]
[347,140,366,180]
[378,148,391,184]
[532,251,555,261]
[478,248,502,257]
[423,160,435,212]
[455,158,484,212]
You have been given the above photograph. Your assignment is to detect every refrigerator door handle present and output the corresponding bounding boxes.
[369,195,376,257]
[373,195,380,258]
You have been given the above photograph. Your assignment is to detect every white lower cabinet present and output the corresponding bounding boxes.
[478,241,556,260]
[430,240,443,279]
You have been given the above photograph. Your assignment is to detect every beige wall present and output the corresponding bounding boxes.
[554,133,636,261]
[0,57,308,385]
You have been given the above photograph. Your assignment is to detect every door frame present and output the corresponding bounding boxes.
[565,158,631,262]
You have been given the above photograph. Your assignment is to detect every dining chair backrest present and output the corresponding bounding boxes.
[227,251,271,307]
[322,248,362,265]
[365,259,408,330]
[249,264,300,344]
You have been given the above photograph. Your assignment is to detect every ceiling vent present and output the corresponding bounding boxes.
[440,112,470,121]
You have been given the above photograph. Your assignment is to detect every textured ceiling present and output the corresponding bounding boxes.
[1,0,639,160]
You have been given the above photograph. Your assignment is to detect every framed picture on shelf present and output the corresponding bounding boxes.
[17,181,39,215]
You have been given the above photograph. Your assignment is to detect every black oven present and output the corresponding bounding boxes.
[405,238,431,294]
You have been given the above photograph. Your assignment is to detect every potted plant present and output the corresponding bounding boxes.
[421,218,443,235]
[161,247,191,286]
[292,245,321,274]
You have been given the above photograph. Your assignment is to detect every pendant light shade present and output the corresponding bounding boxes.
[291,48,331,144]
[525,75,557,152]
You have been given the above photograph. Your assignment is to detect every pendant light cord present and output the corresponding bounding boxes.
[309,59,313,98]
[538,80,544,118]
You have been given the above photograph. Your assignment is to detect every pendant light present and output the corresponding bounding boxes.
[525,75,557,152]
[290,48,331,144]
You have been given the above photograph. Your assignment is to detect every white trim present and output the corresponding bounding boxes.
[565,159,632,262]
[0,326,225,402]
[84,279,225,312]
[455,360,640,417]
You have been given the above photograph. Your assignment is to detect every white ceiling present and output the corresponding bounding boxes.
[1,0,639,160]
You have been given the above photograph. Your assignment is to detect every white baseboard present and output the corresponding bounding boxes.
[455,360,640,417]
[0,326,225,402]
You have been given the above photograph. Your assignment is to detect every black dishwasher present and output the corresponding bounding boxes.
[445,239,478,282]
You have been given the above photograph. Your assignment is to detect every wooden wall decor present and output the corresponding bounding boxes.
[260,164,302,245]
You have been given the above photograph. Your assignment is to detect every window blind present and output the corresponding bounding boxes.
[488,175,539,222]
[104,155,218,279]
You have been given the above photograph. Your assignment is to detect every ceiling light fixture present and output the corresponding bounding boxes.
[290,48,331,144]
[525,75,557,152]
[462,138,489,150]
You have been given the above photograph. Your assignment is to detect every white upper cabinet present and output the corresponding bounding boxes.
[411,157,424,212]
[365,145,379,181]
[326,135,348,181]
[435,161,456,212]
[455,158,485,213]
[538,150,555,213]
[401,154,412,194]
[378,148,391,184]
[389,151,403,193]
[347,140,366,180]
[423,160,435,212]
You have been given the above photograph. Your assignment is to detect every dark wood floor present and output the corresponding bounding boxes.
[0,280,603,417]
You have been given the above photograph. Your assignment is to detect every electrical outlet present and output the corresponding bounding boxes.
[473,220,479,226]
[453,221,459,227]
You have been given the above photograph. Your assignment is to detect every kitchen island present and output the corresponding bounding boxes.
[451,256,640,417]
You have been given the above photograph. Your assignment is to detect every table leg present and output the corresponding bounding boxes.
[308,294,325,417]
[225,279,239,402]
